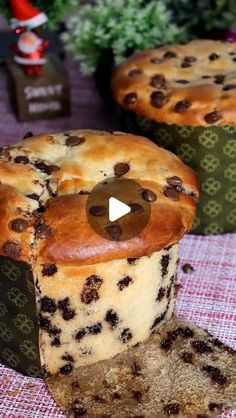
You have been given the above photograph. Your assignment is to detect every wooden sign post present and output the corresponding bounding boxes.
[6,55,70,121]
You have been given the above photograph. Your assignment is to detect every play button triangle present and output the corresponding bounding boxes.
[109,197,131,222]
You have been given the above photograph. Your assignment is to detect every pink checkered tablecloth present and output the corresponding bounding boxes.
[0,233,235,418]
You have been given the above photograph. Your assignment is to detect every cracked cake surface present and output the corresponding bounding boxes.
[111,39,236,127]
[0,130,198,374]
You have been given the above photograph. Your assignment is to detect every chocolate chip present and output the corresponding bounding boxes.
[140,188,157,202]
[127,257,139,265]
[105,309,119,327]
[66,136,86,147]
[161,254,170,276]
[62,308,76,321]
[163,403,180,415]
[62,354,74,362]
[132,390,143,403]
[208,402,223,412]
[163,51,177,59]
[51,336,61,347]
[166,279,174,299]
[150,74,166,89]
[58,297,69,310]
[114,162,130,177]
[0,147,10,159]
[112,392,121,400]
[223,84,236,91]
[26,193,40,201]
[60,364,73,375]
[32,206,45,218]
[10,218,28,233]
[177,327,194,338]
[151,304,169,330]
[41,296,57,313]
[233,57,236,62]
[93,395,105,403]
[160,335,174,351]
[123,92,137,106]
[197,415,209,418]
[2,241,21,258]
[75,328,86,341]
[46,181,56,197]
[164,186,180,201]
[85,275,102,288]
[87,322,102,335]
[150,56,163,64]
[156,287,166,301]
[14,156,29,164]
[174,100,190,113]
[78,190,90,195]
[106,224,122,241]
[81,288,99,304]
[167,176,183,191]
[128,69,142,77]
[120,328,132,343]
[210,337,233,353]
[175,79,189,84]
[39,315,61,335]
[214,74,225,84]
[23,131,33,139]
[191,340,217,354]
[202,365,227,386]
[181,351,194,363]
[129,203,144,214]
[184,56,197,62]
[117,276,133,291]
[36,223,54,239]
[202,75,211,79]
[131,361,142,376]
[73,402,87,417]
[42,263,57,277]
[181,61,192,68]
[150,91,167,108]
[209,53,219,60]
[35,161,59,175]
[89,205,106,216]
[182,263,194,273]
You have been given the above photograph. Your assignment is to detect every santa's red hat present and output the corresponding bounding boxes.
[10,0,48,29]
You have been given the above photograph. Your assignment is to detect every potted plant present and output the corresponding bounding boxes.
[62,0,187,103]
[168,0,236,39]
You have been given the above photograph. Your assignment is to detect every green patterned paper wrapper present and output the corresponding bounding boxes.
[0,256,42,377]
[120,109,236,235]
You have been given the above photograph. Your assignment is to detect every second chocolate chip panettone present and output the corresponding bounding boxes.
[0,130,198,376]
[111,40,236,234]
[111,39,236,126]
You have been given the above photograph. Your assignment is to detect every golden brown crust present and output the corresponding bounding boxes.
[111,40,236,127]
[0,130,198,264]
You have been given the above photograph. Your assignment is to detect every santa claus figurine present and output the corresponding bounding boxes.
[11,30,49,76]
[10,0,49,76]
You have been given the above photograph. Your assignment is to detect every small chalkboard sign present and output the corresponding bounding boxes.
[6,55,70,122]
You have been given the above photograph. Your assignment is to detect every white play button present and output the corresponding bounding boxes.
[109,197,131,222]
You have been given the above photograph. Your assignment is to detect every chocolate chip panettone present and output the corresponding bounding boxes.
[0,130,198,377]
[111,39,236,234]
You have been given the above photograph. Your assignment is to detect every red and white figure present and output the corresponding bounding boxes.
[11,31,49,76]
[10,0,48,29]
